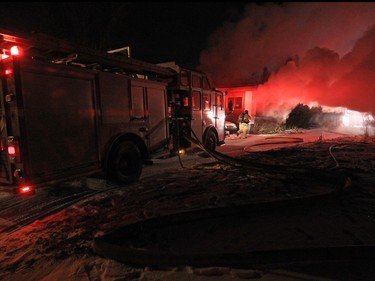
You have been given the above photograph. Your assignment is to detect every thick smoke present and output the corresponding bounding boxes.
[198,2,375,119]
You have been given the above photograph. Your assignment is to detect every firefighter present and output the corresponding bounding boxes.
[237,110,251,138]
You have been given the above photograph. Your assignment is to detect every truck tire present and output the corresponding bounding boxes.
[109,141,142,185]
[204,130,217,151]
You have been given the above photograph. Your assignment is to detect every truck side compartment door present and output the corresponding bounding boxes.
[214,90,225,143]
[0,77,12,183]
[130,79,169,153]
[146,85,169,152]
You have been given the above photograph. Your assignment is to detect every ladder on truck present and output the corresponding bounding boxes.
[0,28,175,78]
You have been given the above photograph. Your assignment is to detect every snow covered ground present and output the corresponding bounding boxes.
[0,128,374,281]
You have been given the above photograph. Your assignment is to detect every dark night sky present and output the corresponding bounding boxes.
[0,2,250,67]
[2,2,375,118]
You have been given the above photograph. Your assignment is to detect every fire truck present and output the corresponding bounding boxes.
[0,29,226,194]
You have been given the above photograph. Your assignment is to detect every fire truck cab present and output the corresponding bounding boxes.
[159,61,226,153]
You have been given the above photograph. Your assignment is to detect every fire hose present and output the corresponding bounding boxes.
[181,126,350,189]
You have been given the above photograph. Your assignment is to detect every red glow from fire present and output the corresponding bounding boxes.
[199,2,375,122]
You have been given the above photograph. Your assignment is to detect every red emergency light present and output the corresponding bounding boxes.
[10,45,20,56]
[18,185,35,195]
[7,145,15,155]
[4,68,13,75]
[0,45,22,61]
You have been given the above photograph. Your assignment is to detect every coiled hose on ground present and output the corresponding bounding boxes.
[180,127,350,189]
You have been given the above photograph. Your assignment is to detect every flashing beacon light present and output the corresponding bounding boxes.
[10,45,20,56]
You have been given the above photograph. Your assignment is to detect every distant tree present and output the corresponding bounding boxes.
[286,103,322,129]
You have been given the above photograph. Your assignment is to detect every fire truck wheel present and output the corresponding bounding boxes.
[204,130,217,151]
[109,141,143,185]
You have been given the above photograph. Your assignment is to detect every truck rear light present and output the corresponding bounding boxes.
[8,145,15,155]
[7,137,17,161]
[18,185,35,195]
[4,68,13,75]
